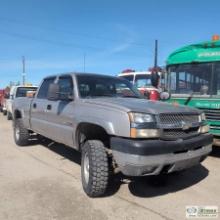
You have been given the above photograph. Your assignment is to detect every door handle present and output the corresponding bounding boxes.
[47,104,52,110]
[33,103,37,108]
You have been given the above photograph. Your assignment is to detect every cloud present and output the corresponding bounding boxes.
[111,41,133,53]
[106,24,138,54]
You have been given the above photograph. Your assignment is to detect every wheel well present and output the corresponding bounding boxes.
[76,123,110,151]
[14,110,22,119]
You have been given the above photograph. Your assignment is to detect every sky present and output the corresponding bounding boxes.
[0,0,219,87]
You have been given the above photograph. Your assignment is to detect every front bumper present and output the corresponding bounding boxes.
[110,134,213,176]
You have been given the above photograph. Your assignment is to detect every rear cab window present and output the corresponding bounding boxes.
[16,87,38,98]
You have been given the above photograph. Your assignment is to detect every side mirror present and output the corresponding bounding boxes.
[151,72,160,88]
[160,91,170,101]
[47,83,60,101]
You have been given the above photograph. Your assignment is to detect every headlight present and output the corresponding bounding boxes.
[128,112,159,138]
[128,112,155,123]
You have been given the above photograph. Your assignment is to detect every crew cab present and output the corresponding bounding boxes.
[12,73,213,197]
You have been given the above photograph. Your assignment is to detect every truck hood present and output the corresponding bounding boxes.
[83,98,201,115]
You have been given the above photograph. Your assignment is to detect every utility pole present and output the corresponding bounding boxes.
[154,39,158,68]
[22,56,26,85]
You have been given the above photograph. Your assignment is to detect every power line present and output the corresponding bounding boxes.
[0,16,149,48]
[0,29,152,59]
[0,29,103,50]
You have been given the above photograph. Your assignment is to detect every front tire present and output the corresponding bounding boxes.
[81,140,109,197]
[14,119,30,146]
[3,110,7,116]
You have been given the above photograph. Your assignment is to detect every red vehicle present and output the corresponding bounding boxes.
[0,89,5,112]
[0,88,9,115]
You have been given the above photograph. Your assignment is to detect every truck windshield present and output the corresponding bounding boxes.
[77,75,142,98]
[16,87,38,98]
[120,75,134,84]
[167,62,220,96]
[134,74,152,88]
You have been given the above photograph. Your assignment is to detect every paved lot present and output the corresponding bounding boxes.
[0,114,219,220]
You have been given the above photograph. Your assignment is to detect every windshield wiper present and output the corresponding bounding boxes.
[121,95,141,99]
[85,94,116,98]
[184,92,194,105]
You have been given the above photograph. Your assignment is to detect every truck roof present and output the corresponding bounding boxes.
[43,72,119,80]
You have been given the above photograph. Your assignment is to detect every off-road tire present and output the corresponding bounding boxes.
[14,119,30,146]
[7,112,12,120]
[81,140,109,197]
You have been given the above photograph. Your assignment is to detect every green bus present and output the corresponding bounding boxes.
[165,36,220,145]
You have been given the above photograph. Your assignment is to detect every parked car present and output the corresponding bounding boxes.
[12,73,213,197]
[6,85,38,120]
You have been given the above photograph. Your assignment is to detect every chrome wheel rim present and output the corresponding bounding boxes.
[15,127,20,140]
[83,152,90,184]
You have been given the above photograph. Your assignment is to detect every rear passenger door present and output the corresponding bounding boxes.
[30,77,56,135]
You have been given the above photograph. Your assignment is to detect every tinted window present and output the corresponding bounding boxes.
[77,75,141,98]
[37,78,55,99]
[57,76,73,99]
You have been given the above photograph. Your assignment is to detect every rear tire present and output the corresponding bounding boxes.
[14,119,30,146]
[7,112,12,120]
[81,140,109,197]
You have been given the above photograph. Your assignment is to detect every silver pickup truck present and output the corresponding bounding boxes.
[12,73,213,197]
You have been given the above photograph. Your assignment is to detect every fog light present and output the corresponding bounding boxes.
[199,125,209,133]
[130,128,160,138]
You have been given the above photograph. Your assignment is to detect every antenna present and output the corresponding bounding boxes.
[22,56,26,85]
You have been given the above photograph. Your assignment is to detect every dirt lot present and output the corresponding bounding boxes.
[0,113,219,220]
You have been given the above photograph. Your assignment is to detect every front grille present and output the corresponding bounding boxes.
[159,113,200,125]
[199,108,220,121]
[158,113,200,140]
[199,108,220,130]
[163,127,199,139]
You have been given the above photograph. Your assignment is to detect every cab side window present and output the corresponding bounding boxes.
[57,76,73,100]
[37,77,55,99]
